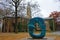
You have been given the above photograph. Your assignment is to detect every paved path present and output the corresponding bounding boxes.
[51,31,60,35]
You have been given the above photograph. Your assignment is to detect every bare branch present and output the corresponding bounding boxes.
[17,0,20,2]
[12,0,16,3]
[11,3,15,6]
[8,1,15,6]
[19,0,22,3]
[17,0,22,7]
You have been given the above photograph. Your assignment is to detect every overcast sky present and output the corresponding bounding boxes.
[30,0,60,18]
[26,0,60,18]
[0,0,60,18]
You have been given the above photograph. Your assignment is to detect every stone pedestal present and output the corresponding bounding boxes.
[21,37,55,40]
[26,38,47,40]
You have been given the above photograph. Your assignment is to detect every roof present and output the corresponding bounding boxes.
[44,17,53,20]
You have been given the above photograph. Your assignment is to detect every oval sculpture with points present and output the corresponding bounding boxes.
[28,17,46,39]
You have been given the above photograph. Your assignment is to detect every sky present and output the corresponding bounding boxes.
[0,0,60,18]
[30,0,60,18]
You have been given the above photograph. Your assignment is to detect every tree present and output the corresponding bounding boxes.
[0,0,41,18]
[7,0,41,33]
[0,9,4,18]
[0,1,14,17]
[30,2,41,18]
[11,0,22,33]
[0,0,41,33]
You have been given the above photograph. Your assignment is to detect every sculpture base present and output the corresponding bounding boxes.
[21,37,55,40]
[26,38,47,40]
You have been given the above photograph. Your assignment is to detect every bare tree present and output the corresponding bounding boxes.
[0,1,14,17]
[0,9,4,18]
[0,0,41,33]
[26,1,41,18]
[10,0,22,33]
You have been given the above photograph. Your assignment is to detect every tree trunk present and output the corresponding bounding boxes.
[15,2,18,33]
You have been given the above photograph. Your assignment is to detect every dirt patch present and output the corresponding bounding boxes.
[0,32,60,40]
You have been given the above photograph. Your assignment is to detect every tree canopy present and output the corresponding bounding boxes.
[0,0,41,18]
